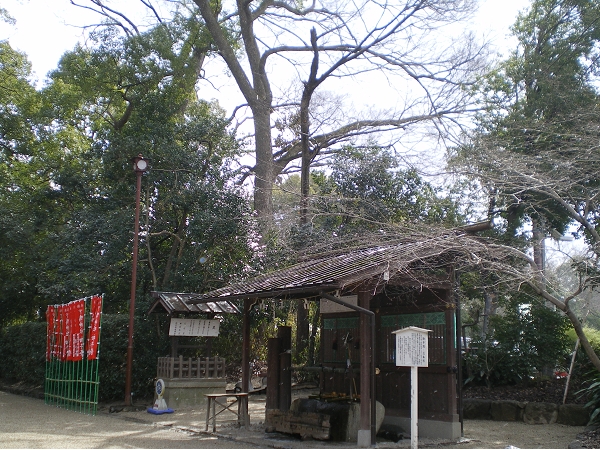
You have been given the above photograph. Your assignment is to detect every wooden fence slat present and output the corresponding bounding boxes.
[156,357,226,380]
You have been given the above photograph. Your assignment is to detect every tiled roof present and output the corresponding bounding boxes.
[148,291,240,315]
[188,235,463,303]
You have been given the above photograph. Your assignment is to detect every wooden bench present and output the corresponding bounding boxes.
[205,393,249,431]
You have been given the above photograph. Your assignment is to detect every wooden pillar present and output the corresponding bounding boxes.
[170,336,178,357]
[358,285,373,438]
[206,337,213,358]
[446,307,458,416]
[278,326,292,411]
[241,299,252,393]
[266,338,280,410]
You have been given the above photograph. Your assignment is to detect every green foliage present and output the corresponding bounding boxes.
[0,20,255,324]
[313,145,462,230]
[570,329,600,424]
[274,145,464,256]
[97,314,170,402]
[0,42,47,326]
[0,322,46,386]
[0,314,171,402]
[453,0,600,241]
[463,296,571,387]
[580,376,600,424]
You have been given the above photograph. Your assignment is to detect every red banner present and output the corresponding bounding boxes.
[46,296,102,362]
[70,300,85,361]
[57,303,66,362]
[63,303,72,362]
[86,295,102,360]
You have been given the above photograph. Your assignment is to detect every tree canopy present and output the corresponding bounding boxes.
[450,0,600,370]
[0,23,255,324]
[6,0,600,376]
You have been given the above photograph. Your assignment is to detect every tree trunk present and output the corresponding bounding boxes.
[532,218,546,289]
[481,291,497,339]
[252,105,275,222]
[299,28,319,227]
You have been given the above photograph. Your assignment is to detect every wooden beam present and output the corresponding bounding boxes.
[358,285,372,436]
[241,299,252,393]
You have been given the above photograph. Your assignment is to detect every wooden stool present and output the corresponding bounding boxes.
[205,393,250,431]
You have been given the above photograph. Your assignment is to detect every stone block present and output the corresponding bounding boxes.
[523,402,558,424]
[160,378,227,409]
[290,398,385,442]
[557,404,591,426]
[463,399,492,420]
[491,400,526,422]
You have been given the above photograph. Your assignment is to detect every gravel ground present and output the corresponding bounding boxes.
[0,389,587,449]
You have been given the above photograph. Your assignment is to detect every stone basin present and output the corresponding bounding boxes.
[290,398,385,442]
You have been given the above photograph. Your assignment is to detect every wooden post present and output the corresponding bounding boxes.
[241,299,252,393]
[278,326,292,411]
[170,336,178,357]
[266,338,280,410]
[446,308,458,423]
[358,286,373,447]
[411,365,418,449]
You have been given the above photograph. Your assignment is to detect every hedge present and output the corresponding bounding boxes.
[0,314,170,402]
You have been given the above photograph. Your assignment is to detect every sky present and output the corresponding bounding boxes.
[2,0,528,85]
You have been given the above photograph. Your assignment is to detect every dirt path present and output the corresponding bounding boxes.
[428,420,583,449]
[0,389,585,449]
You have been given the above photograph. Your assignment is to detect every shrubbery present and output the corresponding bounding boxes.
[568,327,600,422]
[462,298,571,387]
[0,314,171,402]
[0,321,47,386]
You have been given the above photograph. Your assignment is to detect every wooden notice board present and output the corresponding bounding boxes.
[392,326,430,367]
[169,318,220,337]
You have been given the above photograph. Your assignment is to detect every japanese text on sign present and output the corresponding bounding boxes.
[169,318,220,337]
[394,328,429,367]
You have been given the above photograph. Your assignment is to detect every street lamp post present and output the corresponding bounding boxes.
[125,154,148,406]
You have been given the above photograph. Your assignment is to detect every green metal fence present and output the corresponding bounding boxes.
[44,295,103,415]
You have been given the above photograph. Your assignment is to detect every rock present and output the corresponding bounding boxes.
[290,398,385,442]
[558,404,591,426]
[463,399,492,420]
[523,402,558,424]
[377,423,407,442]
[491,400,526,422]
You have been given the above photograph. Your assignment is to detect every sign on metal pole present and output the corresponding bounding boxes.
[392,326,431,449]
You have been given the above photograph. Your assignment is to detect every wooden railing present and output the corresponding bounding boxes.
[157,356,226,379]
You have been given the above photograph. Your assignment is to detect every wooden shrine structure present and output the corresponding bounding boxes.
[187,230,489,445]
[147,292,240,408]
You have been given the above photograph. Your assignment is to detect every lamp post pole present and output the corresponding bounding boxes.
[125,154,148,406]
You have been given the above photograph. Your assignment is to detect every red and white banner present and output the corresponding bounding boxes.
[86,295,102,360]
[70,300,85,361]
[46,296,102,362]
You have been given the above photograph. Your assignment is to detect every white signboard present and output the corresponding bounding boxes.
[169,318,220,337]
[392,326,430,368]
[320,295,357,314]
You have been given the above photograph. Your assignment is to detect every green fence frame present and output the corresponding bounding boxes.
[44,295,103,415]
